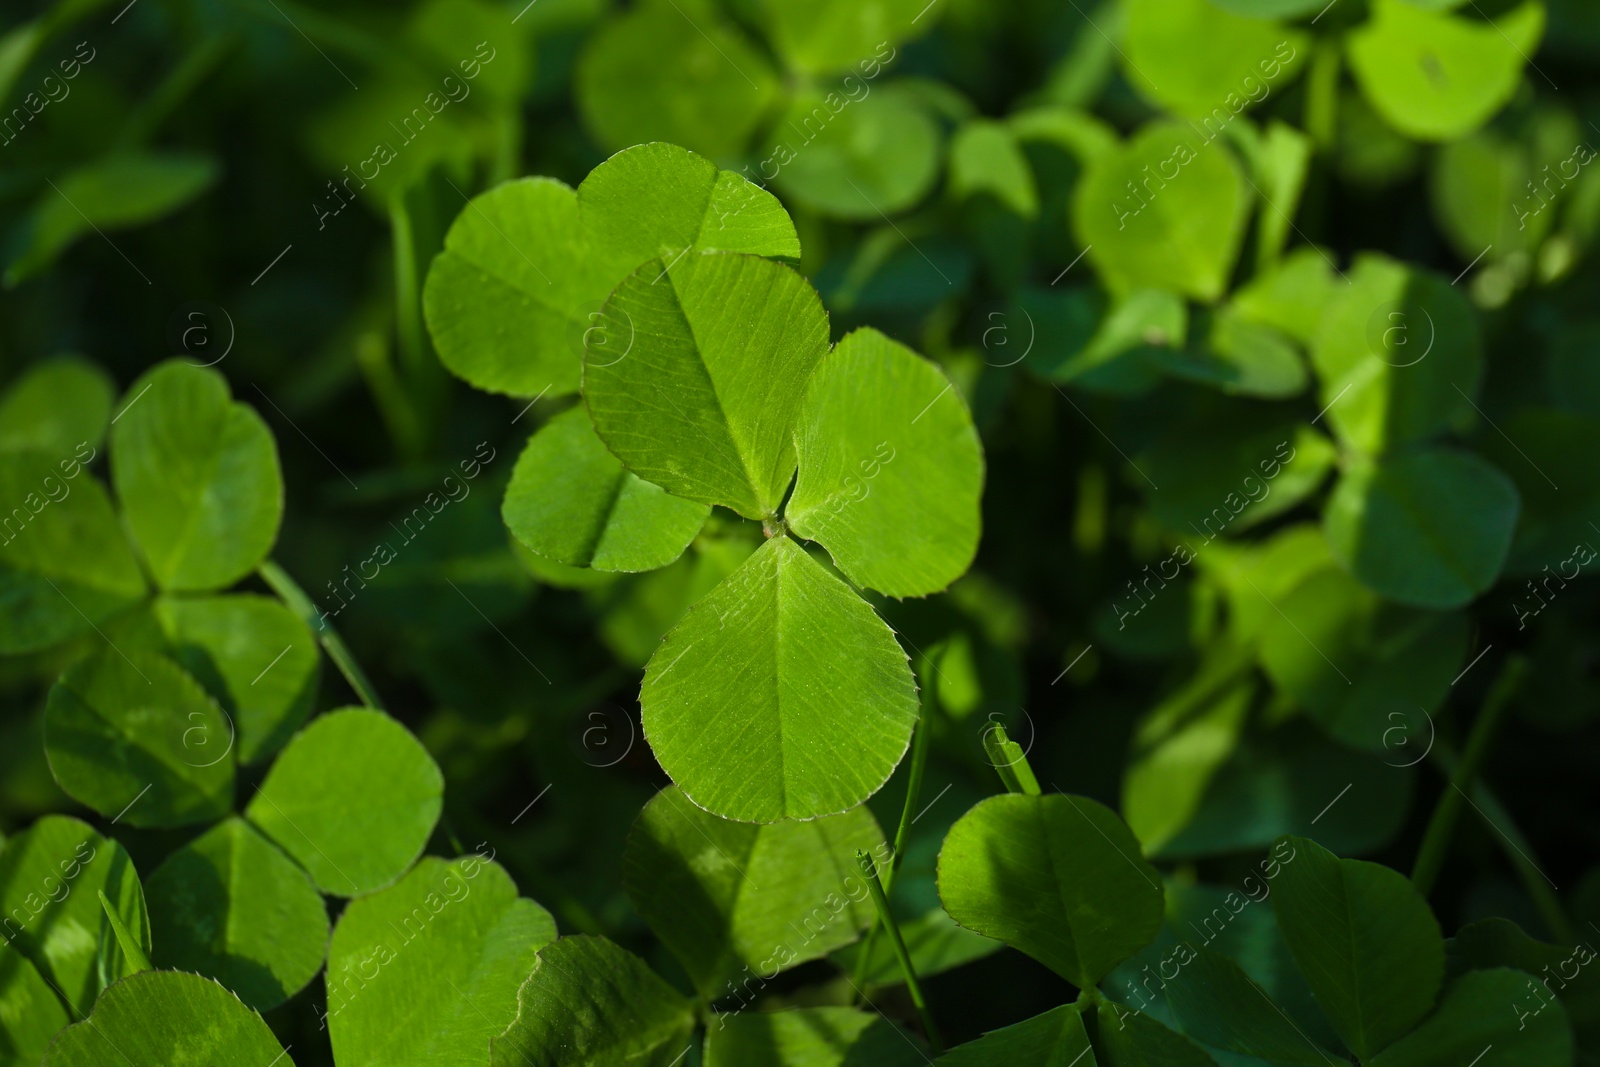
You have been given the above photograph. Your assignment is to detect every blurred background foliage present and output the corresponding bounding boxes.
[3,0,1600,1056]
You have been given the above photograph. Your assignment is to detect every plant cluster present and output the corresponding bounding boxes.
[1,0,1598,1064]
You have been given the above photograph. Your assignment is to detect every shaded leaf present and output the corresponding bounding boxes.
[154,594,319,766]
[1095,1000,1218,1067]
[706,1006,926,1066]
[0,941,69,1066]
[45,651,234,829]
[0,358,113,455]
[1370,968,1573,1067]
[145,817,328,1012]
[1271,835,1444,1061]
[1165,945,1343,1065]
[1256,563,1469,749]
[5,153,217,286]
[503,407,708,573]
[0,450,145,655]
[935,1004,1096,1066]
[936,793,1164,987]
[623,784,884,998]
[110,362,283,593]
[1308,255,1483,454]
[489,935,694,1067]
[1325,447,1520,609]
[0,815,149,1017]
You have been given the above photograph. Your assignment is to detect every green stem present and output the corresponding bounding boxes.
[858,850,943,1056]
[851,685,935,992]
[258,560,386,711]
[1428,741,1572,942]
[354,326,425,458]
[1304,38,1341,154]
[1412,656,1523,896]
[984,722,1041,795]
[388,191,427,382]
[114,35,237,151]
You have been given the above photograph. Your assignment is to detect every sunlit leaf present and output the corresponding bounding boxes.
[576,5,779,157]
[1348,0,1546,142]
[587,253,830,519]
[1123,0,1308,121]
[1074,122,1250,301]
[328,855,556,1067]
[246,709,444,896]
[41,970,292,1066]
[763,2,932,76]
[640,535,919,822]
[787,328,984,597]
[424,144,799,400]
[769,85,943,220]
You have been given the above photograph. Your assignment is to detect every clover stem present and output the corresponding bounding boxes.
[1429,744,1572,942]
[1411,655,1524,899]
[388,192,428,383]
[258,559,386,711]
[857,850,944,1056]
[984,723,1041,796]
[851,682,935,993]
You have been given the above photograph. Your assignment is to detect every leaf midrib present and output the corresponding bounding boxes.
[661,264,769,516]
